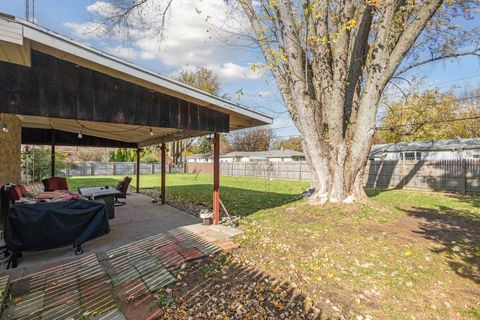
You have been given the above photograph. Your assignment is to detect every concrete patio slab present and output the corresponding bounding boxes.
[209,224,244,237]
[0,193,242,320]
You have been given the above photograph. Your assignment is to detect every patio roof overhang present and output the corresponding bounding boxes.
[0,13,273,225]
[0,13,273,147]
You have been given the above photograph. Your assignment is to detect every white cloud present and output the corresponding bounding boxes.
[65,0,261,83]
[210,63,263,81]
[64,22,106,39]
[86,1,117,17]
[105,46,139,60]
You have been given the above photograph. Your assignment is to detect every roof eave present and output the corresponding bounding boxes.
[7,16,273,126]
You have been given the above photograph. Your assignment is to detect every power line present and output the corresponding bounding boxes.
[276,133,301,138]
[386,74,480,98]
[271,125,296,130]
[277,113,480,135]
[376,114,480,130]
[377,94,480,116]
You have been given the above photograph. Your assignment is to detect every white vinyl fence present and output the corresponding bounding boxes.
[64,162,184,176]
[187,159,480,194]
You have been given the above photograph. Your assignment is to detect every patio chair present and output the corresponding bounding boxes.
[115,176,132,206]
[8,185,24,205]
[42,177,69,192]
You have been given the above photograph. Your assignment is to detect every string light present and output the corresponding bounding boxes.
[150,128,154,136]
[78,126,83,139]
[2,121,7,133]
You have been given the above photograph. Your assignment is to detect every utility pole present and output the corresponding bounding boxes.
[25,0,35,22]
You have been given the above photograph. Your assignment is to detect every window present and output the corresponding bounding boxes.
[473,153,480,159]
[404,152,415,160]
[416,152,422,160]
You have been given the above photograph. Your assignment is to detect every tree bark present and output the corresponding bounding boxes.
[237,0,455,204]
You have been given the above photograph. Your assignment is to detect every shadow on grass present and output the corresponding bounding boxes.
[165,184,301,216]
[401,206,480,284]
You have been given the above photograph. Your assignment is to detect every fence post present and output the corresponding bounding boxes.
[462,158,467,194]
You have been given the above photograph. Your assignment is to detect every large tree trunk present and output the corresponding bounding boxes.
[300,94,378,204]
[303,128,372,204]
[238,0,446,204]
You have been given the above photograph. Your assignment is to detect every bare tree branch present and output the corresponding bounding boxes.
[394,49,480,76]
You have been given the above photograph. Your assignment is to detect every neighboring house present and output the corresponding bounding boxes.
[186,153,212,163]
[220,150,305,162]
[370,138,480,160]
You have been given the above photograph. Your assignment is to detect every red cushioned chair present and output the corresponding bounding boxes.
[9,186,23,205]
[18,185,27,197]
[115,176,132,206]
[42,177,69,192]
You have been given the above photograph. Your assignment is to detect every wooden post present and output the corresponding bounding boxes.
[136,148,141,193]
[213,133,220,225]
[50,129,56,177]
[161,143,166,204]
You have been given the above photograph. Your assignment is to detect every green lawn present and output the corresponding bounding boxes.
[67,174,480,319]
[68,173,309,215]
[68,173,478,219]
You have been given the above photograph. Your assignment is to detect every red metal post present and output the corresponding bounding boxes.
[161,143,166,204]
[51,129,56,177]
[136,148,141,193]
[213,132,220,224]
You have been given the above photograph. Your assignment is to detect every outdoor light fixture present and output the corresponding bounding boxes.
[78,126,83,139]
[1,121,7,133]
[150,128,154,136]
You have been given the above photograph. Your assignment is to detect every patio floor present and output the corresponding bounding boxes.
[0,194,241,319]
[4,193,203,275]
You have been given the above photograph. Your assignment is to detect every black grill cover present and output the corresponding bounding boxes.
[5,199,110,252]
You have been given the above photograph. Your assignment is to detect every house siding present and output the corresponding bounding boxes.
[0,113,21,186]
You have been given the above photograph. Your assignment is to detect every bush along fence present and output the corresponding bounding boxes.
[186,159,480,194]
[63,162,185,176]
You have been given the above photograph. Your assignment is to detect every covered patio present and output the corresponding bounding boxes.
[0,13,271,319]
[0,12,271,224]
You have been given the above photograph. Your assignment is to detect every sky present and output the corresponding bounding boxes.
[1,0,479,139]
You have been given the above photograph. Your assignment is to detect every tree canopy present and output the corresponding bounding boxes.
[273,136,303,152]
[228,127,275,152]
[177,67,221,95]
[377,89,480,143]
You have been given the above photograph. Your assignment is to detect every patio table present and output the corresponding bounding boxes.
[78,187,121,219]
